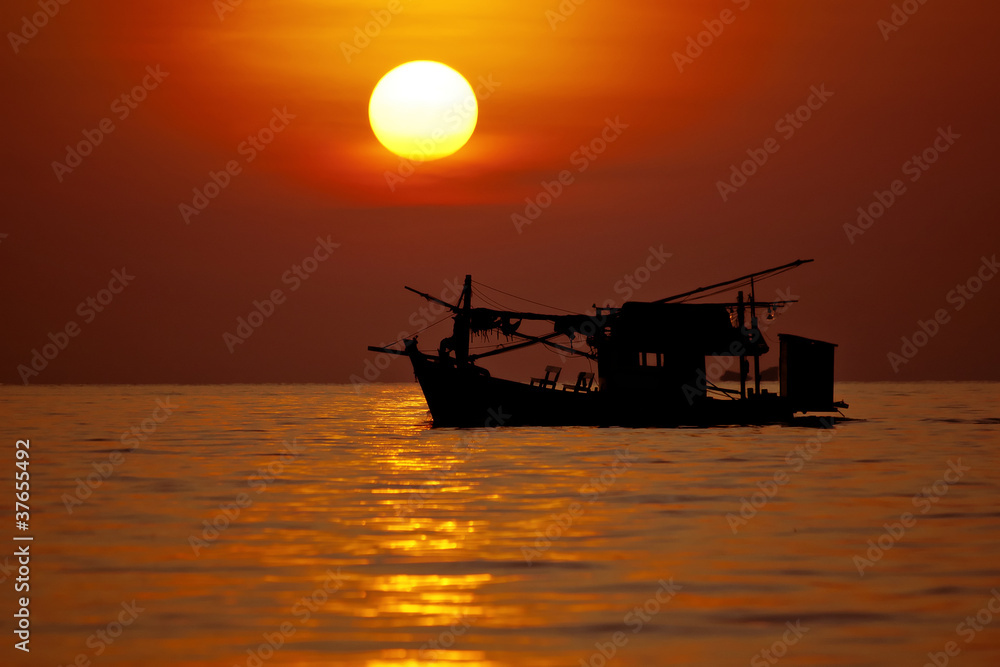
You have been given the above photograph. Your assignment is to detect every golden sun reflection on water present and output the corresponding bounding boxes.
[6,383,1000,666]
[364,652,499,667]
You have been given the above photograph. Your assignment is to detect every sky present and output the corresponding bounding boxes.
[2,0,999,385]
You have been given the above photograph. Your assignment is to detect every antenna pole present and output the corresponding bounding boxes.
[737,290,746,400]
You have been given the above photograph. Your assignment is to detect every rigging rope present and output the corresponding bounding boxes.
[383,314,452,347]
[471,287,513,312]
[472,280,582,315]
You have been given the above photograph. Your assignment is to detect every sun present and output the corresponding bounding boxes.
[368,61,478,162]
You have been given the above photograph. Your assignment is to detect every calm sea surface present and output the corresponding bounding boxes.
[1,382,998,666]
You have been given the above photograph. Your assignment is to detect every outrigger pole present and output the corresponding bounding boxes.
[403,285,565,322]
[654,258,813,304]
[404,285,459,311]
[404,276,598,363]
[399,260,813,372]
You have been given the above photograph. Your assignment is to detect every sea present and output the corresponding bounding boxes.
[1,382,998,666]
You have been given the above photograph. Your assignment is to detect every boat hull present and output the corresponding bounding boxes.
[408,353,798,428]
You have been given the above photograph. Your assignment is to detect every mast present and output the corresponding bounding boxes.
[454,274,472,365]
[737,290,746,399]
[750,277,760,397]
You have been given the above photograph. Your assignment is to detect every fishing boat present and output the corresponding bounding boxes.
[368,259,848,427]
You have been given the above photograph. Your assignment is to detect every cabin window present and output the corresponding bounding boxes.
[639,352,661,367]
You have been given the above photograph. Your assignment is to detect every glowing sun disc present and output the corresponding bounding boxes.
[368,61,478,161]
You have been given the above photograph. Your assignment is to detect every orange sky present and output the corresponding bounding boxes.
[3,0,999,383]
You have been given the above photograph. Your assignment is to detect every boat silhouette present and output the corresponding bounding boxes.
[369,259,847,427]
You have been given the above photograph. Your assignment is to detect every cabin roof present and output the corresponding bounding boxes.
[778,333,839,348]
[612,301,739,352]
